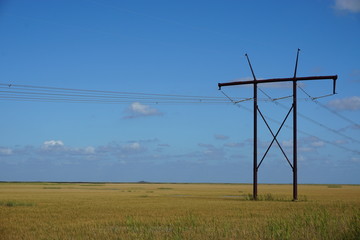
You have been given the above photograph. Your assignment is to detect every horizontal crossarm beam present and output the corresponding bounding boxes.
[218,75,338,93]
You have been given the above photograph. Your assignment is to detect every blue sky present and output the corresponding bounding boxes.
[0,0,359,184]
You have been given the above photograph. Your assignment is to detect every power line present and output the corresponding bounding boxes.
[0,83,234,104]
[0,83,317,104]
[221,89,360,155]
[0,89,226,102]
[297,85,360,128]
[2,81,358,154]
[257,87,360,144]
[0,83,224,99]
[0,96,231,104]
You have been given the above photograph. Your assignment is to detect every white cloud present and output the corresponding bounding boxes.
[123,102,162,119]
[42,140,64,149]
[125,142,141,150]
[328,96,360,111]
[121,142,146,154]
[84,146,95,154]
[0,148,12,155]
[41,141,94,156]
[334,0,360,13]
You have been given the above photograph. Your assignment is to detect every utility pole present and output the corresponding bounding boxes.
[245,53,259,200]
[218,50,337,201]
[293,49,299,200]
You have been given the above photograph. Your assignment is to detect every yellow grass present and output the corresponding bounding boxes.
[0,182,359,239]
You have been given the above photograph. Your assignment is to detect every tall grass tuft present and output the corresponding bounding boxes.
[264,206,360,240]
[341,209,360,240]
[243,193,307,202]
[0,200,35,207]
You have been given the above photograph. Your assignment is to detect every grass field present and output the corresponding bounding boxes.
[0,182,359,239]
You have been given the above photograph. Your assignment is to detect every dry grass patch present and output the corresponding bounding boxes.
[0,183,359,239]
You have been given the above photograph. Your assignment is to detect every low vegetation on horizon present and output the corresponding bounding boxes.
[0,182,359,239]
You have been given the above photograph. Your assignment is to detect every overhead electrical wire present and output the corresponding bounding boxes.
[257,87,360,144]
[0,83,315,104]
[1,82,358,154]
[220,89,360,155]
[0,83,236,104]
[0,89,225,103]
[297,85,360,128]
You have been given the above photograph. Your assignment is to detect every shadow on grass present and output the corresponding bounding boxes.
[224,193,308,202]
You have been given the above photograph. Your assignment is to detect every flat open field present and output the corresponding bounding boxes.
[0,182,359,239]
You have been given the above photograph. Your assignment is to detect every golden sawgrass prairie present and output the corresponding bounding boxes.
[0,182,359,239]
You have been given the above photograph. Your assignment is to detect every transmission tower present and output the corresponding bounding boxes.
[218,49,337,201]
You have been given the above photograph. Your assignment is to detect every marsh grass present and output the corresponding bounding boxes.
[343,210,360,240]
[243,193,308,202]
[265,206,360,240]
[43,187,62,189]
[80,184,106,187]
[327,184,342,188]
[0,183,359,239]
[0,200,35,207]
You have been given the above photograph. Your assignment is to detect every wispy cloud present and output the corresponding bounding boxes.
[214,134,229,140]
[281,137,326,154]
[0,136,358,183]
[40,140,97,156]
[334,0,360,13]
[300,137,326,153]
[97,141,147,157]
[327,96,360,111]
[123,102,162,119]
[197,143,226,161]
[224,142,244,148]
[333,139,349,145]
[338,124,360,132]
[0,147,12,155]
[1,140,155,165]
